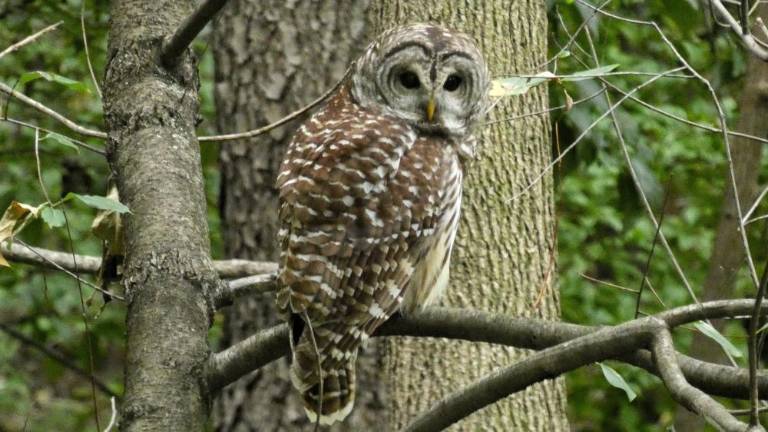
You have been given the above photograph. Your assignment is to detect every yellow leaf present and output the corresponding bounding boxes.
[0,200,40,267]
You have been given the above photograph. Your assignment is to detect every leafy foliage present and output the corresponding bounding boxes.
[550,1,767,430]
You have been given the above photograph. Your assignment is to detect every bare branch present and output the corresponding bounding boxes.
[1,116,106,155]
[12,240,122,301]
[651,328,752,432]
[0,82,107,139]
[213,273,276,308]
[160,0,230,67]
[710,0,768,60]
[3,241,103,273]
[207,300,768,399]
[81,0,102,99]
[403,317,664,432]
[0,22,62,61]
[1,241,276,279]
[212,259,277,279]
[198,68,349,142]
[508,67,685,202]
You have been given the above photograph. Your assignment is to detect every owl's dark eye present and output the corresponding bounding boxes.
[398,71,421,89]
[443,74,462,91]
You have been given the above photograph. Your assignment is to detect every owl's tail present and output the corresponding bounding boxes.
[289,314,357,425]
[296,361,356,425]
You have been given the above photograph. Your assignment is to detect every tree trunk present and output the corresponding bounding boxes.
[104,1,217,431]
[369,2,570,430]
[210,2,381,430]
[674,6,768,430]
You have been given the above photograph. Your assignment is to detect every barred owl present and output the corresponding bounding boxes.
[275,23,489,425]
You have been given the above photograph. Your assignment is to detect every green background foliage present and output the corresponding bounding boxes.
[0,1,766,430]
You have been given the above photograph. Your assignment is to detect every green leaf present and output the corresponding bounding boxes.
[599,362,637,402]
[18,71,90,93]
[694,321,742,358]
[560,64,620,81]
[489,65,619,97]
[40,207,65,228]
[490,72,554,97]
[41,132,80,153]
[65,193,130,214]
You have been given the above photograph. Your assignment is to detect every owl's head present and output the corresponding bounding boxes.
[351,23,489,138]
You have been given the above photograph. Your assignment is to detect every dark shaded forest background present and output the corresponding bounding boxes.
[0,1,765,430]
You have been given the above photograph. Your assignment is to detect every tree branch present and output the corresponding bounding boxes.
[207,300,768,402]
[651,328,753,432]
[0,82,107,139]
[213,273,276,308]
[710,0,768,60]
[160,0,230,67]
[0,22,62,61]
[197,67,350,142]
[403,300,764,432]
[403,317,666,432]
[1,241,276,279]
[2,241,101,273]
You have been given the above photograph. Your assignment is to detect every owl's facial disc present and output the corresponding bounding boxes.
[371,45,484,137]
[351,24,489,138]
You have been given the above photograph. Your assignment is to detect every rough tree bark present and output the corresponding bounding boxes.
[104,1,218,431]
[674,6,768,430]
[210,2,380,430]
[369,2,570,430]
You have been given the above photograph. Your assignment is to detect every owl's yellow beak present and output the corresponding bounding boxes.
[426,97,436,122]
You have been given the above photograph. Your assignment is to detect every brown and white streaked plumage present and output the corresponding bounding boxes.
[275,23,489,425]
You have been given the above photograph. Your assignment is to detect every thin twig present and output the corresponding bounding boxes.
[0,82,107,139]
[0,322,117,397]
[160,0,230,67]
[301,311,323,432]
[580,27,667,320]
[80,0,102,99]
[611,81,768,145]
[503,71,694,80]
[63,213,101,430]
[1,241,276,281]
[507,67,685,203]
[634,188,669,318]
[744,183,768,223]
[0,22,62,61]
[580,273,639,293]
[1,116,105,155]
[483,88,606,126]
[198,68,350,142]
[539,0,612,69]
[579,0,755,363]
[14,240,122,301]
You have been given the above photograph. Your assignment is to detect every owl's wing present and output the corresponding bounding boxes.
[276,100,427,321]
[276,94,454,419]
